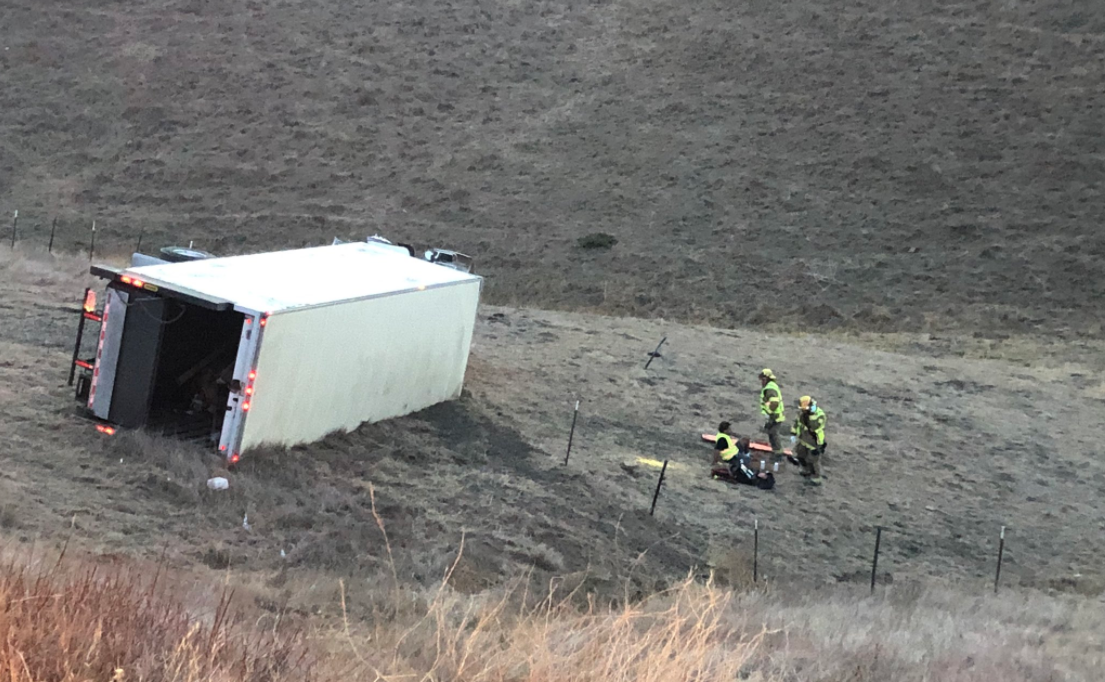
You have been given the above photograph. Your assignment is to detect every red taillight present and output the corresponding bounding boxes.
[242,401,251,411]
[259,319,267,327]
[248,371,256,381]
[219,444,227,452]
[95,424,116,436]
[244,387,253,396]
[132,279,144,288]
[83,290,97,313]
[120,276,132,284]
[230,453,240,464]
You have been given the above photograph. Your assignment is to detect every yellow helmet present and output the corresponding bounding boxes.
[760,368,776,380]
[799,395,812,410]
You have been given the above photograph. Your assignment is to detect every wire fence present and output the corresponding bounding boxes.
[554,392,1090,598]
[4,209,213,260]
[638,451,1022,594]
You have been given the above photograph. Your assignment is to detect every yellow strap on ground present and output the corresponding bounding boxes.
[635,457,684,470]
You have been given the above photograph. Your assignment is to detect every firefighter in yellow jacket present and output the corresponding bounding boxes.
[758,369,786,462]
[791,395,827,485]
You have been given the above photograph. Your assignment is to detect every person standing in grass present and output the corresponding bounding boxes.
[791,395,827,485]
[758,369,786,463]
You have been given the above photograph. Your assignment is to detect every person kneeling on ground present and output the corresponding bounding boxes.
[713,422,775,490]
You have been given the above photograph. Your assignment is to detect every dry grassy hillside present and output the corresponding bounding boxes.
[2,0,1103,334]
[4,248,1105,599]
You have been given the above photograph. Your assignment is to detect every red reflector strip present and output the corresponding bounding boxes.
[75,360,94,370]
[95,424,116,436]
[83,313,103,322]
[219,444,227,451]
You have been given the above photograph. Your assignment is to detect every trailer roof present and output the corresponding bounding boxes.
[125,242,480,314]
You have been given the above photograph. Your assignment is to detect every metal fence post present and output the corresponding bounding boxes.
[564,400,580,465]
[649,460,668,516]
[994,526,1006,594]
[870,526,882,593]
[753,518,759,583]
[644,337,667,369]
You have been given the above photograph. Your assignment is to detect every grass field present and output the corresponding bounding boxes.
[2,0,1103,335]
[2,0,1104,677]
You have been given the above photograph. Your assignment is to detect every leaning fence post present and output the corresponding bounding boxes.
[10,210,17,249]
[564,400,580,465]
[48,217,56,253]
[994,526,1006,594]
[753,518,759,583]
[89,220,96,261]
[135,230,143,253]
[644,336,667,370]
[870,526,882,593]
[649,460,668,516]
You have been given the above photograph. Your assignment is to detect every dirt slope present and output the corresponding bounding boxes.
[2,0,1104,335]
[3,251,1105,601]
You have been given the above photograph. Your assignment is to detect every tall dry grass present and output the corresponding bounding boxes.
[314,507,1101,682]
[334,573,759,682]
[0,543,1099,682]
[0,548,314,682]
[326,575,1102,682]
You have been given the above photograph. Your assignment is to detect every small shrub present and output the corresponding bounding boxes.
[577,232,618,249]
[203,545,234,570]
[0,505,17,529]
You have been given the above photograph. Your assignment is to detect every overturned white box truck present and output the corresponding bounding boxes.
[75,242,481,463]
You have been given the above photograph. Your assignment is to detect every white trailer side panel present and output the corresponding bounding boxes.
[240,281,480,450]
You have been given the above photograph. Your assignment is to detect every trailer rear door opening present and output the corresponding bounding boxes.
[89,283,244,443]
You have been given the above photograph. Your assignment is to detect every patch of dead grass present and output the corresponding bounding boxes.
[0,548,315,682]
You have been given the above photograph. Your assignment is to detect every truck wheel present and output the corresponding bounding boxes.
[159,246,214,263]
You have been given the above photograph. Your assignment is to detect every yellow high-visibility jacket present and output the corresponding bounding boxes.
[716,433,738,461]
[760,381,785,423]
[791,407,827,449]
